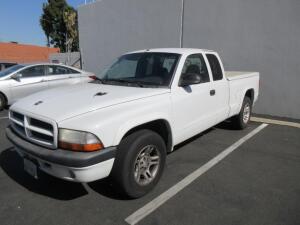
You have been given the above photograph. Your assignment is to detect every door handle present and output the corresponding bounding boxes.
[210,89,216,96]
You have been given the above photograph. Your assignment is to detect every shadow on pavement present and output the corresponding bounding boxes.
[215,119,240,130]
[0,119,242,202]
[172,119,240,152]
[88,179,130,200]
[173,127,214,152]
[0,148,88,200]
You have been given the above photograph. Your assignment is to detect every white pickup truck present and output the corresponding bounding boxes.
[6,48,259,198]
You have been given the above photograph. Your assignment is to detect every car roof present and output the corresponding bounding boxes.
[20,63,71,66]
[18,63,82,71]
[126,48,216,55]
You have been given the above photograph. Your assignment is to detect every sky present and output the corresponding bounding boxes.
[0,0,86,46]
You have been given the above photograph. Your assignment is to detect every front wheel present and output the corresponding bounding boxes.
[111,129,166,198]
[231,96,252,129]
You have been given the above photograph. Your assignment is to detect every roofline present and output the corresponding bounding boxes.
[125,48,216,55]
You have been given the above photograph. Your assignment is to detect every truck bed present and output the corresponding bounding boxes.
[225,71,259,81]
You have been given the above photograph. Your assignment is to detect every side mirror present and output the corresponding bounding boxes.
[11,73,22,80]
[179,73,201,87]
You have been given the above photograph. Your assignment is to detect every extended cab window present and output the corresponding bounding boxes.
[181,54,210,83]
[21,66,45,78]
[206,54,223,81]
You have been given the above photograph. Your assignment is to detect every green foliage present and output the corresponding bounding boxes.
[40,0,79,52]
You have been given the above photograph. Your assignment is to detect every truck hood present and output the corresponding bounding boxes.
[11,83,170,122]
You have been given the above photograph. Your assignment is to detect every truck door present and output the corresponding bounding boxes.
[171,53,216,143]
[205,53,230,123]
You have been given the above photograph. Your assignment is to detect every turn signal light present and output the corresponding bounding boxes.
[59,141,104,152]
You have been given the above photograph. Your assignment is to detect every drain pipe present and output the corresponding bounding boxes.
[179,0,185,48]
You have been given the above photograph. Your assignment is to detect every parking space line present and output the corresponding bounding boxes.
[0,116,8,120]
[125,123,268,225]
[251,117,300,128]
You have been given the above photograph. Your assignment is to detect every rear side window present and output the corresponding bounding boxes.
[47,66,80,75]
[206,54,223,81]
[21,66,45,78]
[68,68,80,74]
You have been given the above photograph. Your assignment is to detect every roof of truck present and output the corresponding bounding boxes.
[127,48,215,55]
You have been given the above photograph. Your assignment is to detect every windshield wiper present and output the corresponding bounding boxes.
[92,77,106,84]
[105,79,146,87]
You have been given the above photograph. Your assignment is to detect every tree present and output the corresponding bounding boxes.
[40,0,79,52]
[63,8,79,52]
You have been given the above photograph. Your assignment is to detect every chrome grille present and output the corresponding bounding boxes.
[9,110,57,149]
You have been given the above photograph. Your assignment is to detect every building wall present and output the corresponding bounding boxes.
[182,0,300,119]
[78,0,300,119]
[78,0,182,73]
[49,52,81,68]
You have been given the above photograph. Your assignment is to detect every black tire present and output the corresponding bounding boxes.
[231,96,252,130]
[0,93,6,111]
[111,129,166,198]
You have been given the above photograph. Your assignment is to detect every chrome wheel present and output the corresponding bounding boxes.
[134,145,160,186]
[243,103,251,124]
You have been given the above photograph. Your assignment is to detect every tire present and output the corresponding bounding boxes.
[111,129,166,198]
[232,96,252,130]
[0,93,6,111]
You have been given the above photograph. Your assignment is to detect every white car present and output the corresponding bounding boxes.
[7,48,259,198]
[0,63,94,110]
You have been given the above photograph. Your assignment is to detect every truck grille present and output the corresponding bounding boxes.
[9,110,58,149]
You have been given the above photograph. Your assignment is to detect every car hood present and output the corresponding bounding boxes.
[11,83,170,122]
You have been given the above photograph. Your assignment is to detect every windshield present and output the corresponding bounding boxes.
[97,52,180,87]
[0,65,25,78]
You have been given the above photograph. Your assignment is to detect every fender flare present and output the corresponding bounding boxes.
[113,114,172,148]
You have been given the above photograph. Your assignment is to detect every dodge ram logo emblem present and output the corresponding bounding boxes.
[34,101,43,106]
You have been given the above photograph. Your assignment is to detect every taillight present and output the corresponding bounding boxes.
[89,75,97,80]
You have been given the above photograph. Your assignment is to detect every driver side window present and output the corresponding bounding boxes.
[181,54,210,83]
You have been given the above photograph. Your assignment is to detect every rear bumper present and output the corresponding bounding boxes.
[6,126,116,182]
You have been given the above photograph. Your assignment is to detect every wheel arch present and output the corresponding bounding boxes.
[115,119,173,153]
[245,88,254,105]
[0,91,8,105]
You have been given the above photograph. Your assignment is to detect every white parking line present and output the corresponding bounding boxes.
[251,117,300,128]
[0,116,8,120]
[125,123,268,225]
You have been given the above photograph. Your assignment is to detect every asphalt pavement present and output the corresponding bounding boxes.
[0,109,299,225]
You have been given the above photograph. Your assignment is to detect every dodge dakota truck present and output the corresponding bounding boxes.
[6,48,259,198]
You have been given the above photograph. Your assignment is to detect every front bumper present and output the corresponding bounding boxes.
[6,126,116,182]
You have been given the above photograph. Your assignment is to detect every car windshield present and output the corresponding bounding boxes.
[0,65,25,78]
[97,52,180,87]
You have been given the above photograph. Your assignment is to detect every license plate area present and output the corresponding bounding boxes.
[24,157,38,179]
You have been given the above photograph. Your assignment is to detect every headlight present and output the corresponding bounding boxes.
[58,129,104,152]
